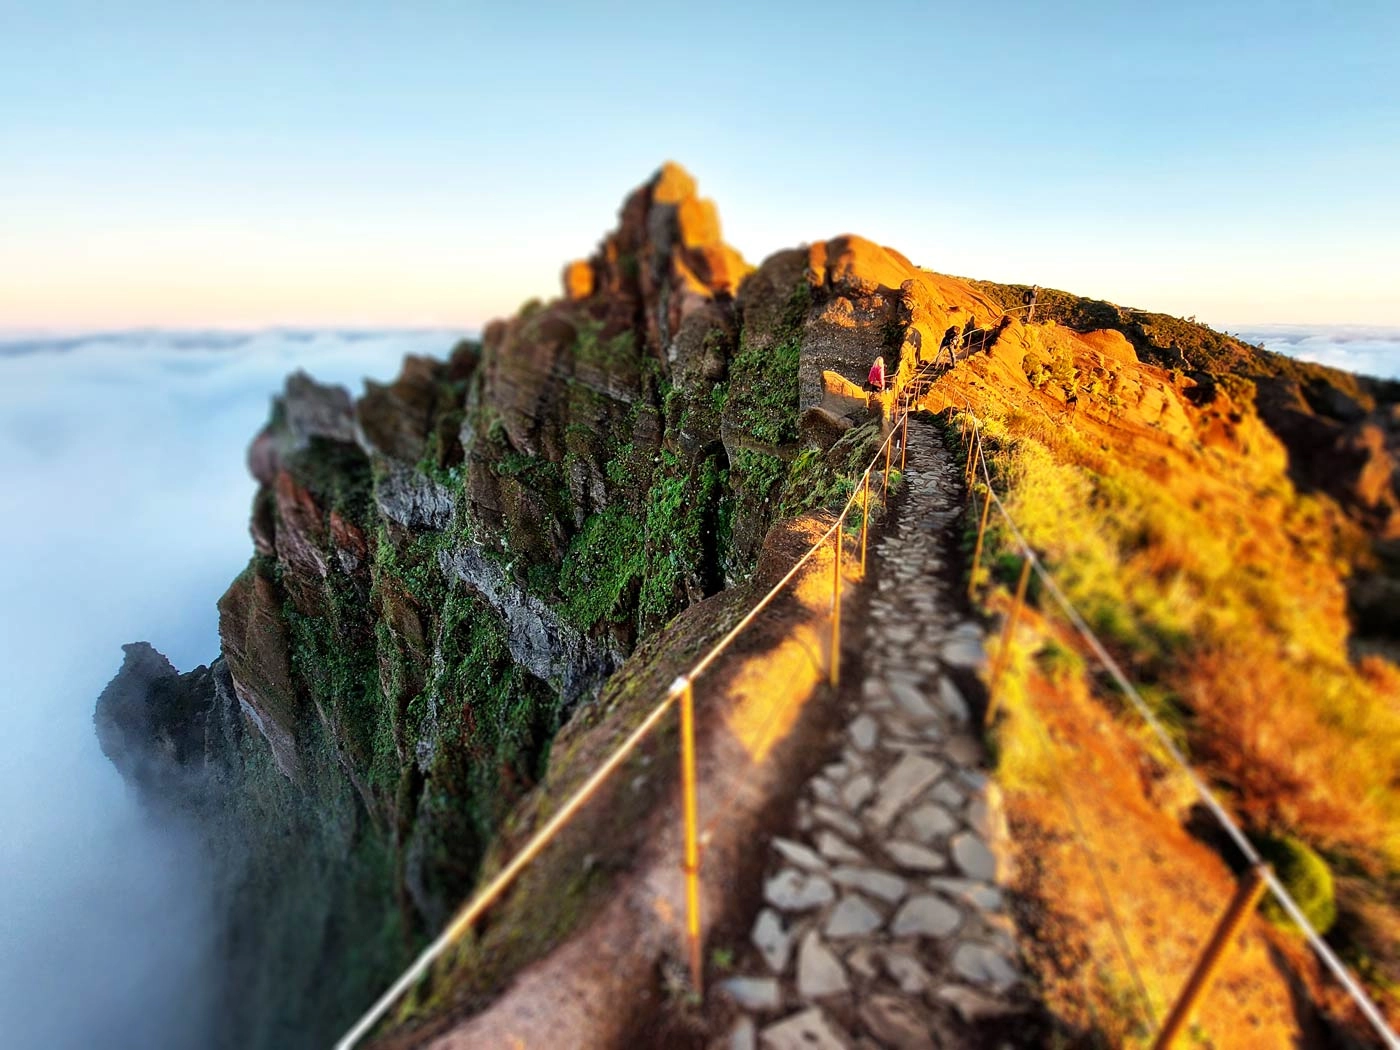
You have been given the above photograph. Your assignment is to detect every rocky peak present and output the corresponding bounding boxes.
[560,161,750,357]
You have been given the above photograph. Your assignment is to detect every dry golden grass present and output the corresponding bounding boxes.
[936,333,1400,1037]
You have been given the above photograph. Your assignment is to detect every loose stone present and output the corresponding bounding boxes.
[899,802,958,841]
[938,677,969,721]
[866,754,944,828]
[727,1015,757,1050]
[719,976,782,1012]
[849,714,878,751]
[814,830,865,864]
[765,869,835,912]
[796,931,848,999]
[751,907,794,973]
[830,865,908,904]
[881,949,933,994]
[824,894,884,939]
[772,837,826,872]
[951,832,997,880]
[951,943,1019,991]
[812,804,864,841]
[891,894,963,938]
[884,840,948,873]
[758,1007,848,1050]
[859,995,936,1050]
[841,772,875,810]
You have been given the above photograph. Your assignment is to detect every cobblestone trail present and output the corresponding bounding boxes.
[717,418,1030,1050]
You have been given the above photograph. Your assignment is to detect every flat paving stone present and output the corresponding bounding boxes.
[811,804,863,841]
[825,894,884,938]
[830,865,907,904]
[796,931,848,999]
[899,802,958,841]
[765,869,835,912]
[719,976,782,1011]
[884,839,948,872]
[773,837,826,872]
[891,894,963,938]
[951,943,1019,991]
[882,949,933,994]
[938,677,969,721]
[814,830,865,864]
[841,772,875,810]
[849,714,878,751]
[759,1007,848,1050]
[727,1015,758,1050]
[859,995,936,1050]
[866,753,944,828]
[752,908,794,973]
[951,832,997,880]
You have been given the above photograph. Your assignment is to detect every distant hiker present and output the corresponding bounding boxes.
[937,325,960,368]
[1024,284,1040,323]
[867,355,887,392]
[1061,388,1080,421]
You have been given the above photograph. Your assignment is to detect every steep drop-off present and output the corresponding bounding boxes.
[96,164,997,1047]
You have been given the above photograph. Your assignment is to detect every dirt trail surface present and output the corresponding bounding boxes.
[713,419,1041,1049]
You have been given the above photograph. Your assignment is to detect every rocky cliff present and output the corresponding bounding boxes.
[96,163,993,1048]
[96,164,1400,1048]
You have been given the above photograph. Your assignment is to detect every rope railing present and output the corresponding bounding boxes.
[959,401,1400,1050]
[335,369,931,1049]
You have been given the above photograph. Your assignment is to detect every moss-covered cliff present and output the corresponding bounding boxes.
[96,164,969,1048]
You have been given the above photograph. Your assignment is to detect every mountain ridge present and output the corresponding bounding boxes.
[96,163,1400,1048]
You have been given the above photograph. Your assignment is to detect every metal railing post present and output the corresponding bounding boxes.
[986,554,1033,722]
[883,428,894,498]
[859,470,871,576]
[965,429,979,488]
[830,511,844,688]
[1153,865,1269,1049]
[900,404,910,471]
[678,677,703,996]
[967,482,993,601]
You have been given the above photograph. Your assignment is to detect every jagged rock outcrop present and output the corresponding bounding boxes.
[94,642,238,797]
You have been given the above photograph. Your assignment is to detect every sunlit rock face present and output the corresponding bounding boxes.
[96,163,931,1047]
[94,163,1400,1047]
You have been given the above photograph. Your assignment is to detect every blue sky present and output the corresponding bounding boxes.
[2,1,1398,329]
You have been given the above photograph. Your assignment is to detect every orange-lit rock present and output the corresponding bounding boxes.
[562,259,594,300]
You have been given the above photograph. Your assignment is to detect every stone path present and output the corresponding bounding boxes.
[716,419,1029,1050]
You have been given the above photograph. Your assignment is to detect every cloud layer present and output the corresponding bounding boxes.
[0,329,463,1048]
[1234,324,1400,381]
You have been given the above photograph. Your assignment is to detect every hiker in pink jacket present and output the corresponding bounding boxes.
[867,355,887,392]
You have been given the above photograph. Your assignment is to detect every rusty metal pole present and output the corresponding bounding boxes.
[859,470,871,576]
[964,428,979,487]
[1153,865,1270,1050]
[900,403,910,471]
[678,678,703,996]
[986,555,1033,723]
[830,510,844,688]
[967,481,993,601]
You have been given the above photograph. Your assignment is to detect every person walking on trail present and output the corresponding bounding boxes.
[1024,284,1040,323]
[937,325,959,368]
[867,355,887,393]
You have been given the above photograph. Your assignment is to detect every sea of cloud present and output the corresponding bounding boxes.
[0,329,463,1049]
[1233,324,1400,381]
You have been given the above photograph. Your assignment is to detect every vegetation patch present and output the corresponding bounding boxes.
[559,503,646,629]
